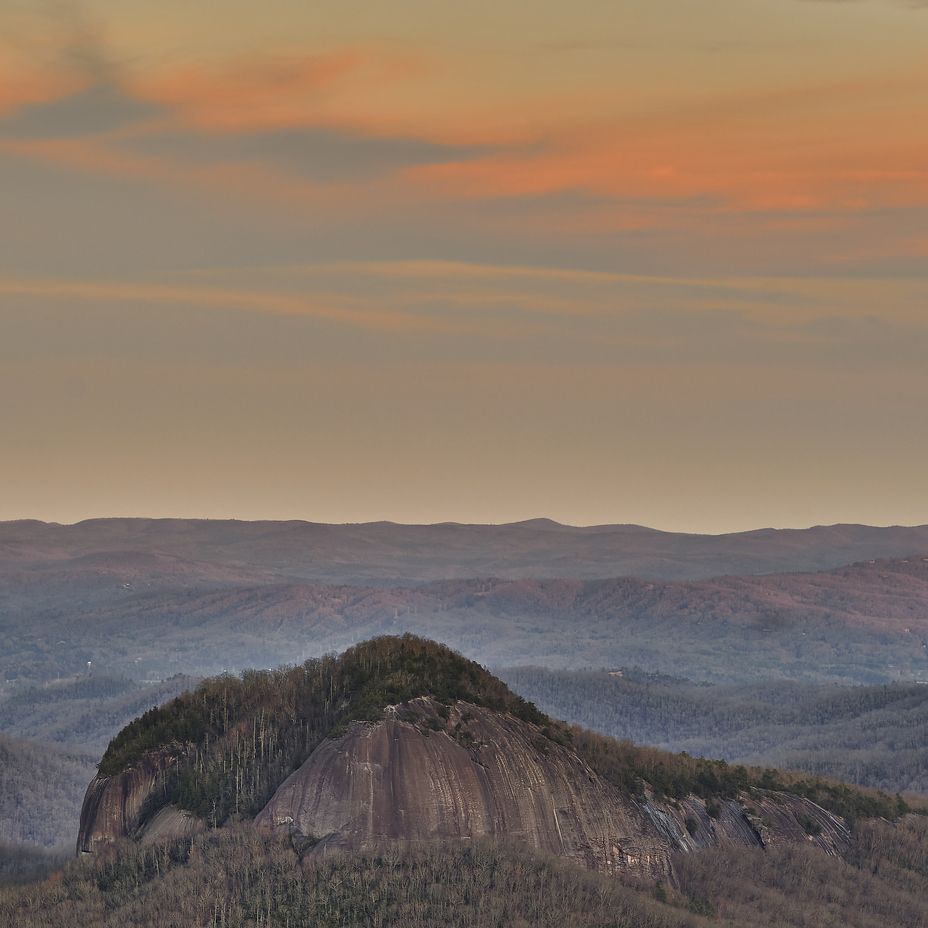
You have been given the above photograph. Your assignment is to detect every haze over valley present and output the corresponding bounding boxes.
[3,517,928,928]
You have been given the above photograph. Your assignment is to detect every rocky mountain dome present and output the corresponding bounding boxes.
[78,636,858,883]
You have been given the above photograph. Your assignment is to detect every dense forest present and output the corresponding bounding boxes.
[497,667,928,794]
[5,817,928,928]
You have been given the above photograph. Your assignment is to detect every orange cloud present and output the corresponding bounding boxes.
[3,37,926,235]
[132,45,430,136]
[0,66,81,118]
[128,45,925,220]
[402,68,928,214]
[407,124,928,216]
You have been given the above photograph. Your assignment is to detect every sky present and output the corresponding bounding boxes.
[1,0,926,534]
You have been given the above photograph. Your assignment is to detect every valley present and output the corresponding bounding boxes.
[4,552,928,691]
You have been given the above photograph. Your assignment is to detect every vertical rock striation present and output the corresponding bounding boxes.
[78,692,853,881]
[256,698,676,880]
[76,746,188,854]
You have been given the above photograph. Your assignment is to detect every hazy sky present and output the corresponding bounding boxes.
[1,0,926,533]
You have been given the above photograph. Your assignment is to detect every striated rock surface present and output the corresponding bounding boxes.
[137,804,204,843]
[254,697,854,881]
[645,792,852,859]
[77,745,189,854]
[256,698,675,879]
[78,690,853,881]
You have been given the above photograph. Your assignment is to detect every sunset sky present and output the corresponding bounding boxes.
[1,0,926,533]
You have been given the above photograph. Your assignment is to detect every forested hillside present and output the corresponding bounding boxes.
[498,667,928,793]
[0,731,96,848]
[4,555,928,689]
[88,636,547,833]
[0,674,198,750]
[0,674,197,857]
[8,645,928,866]
[84,637,914,841]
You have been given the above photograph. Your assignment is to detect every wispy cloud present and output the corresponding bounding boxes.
[4,262,927,336]
[1,9,926,241]
[0,275,525,337]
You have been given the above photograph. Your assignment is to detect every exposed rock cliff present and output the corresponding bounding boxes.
[77,745,192,853]
[644,790,852,860]
[255,698,672,879]
[254,697,852,882]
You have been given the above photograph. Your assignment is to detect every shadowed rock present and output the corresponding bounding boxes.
[77,745,188,854]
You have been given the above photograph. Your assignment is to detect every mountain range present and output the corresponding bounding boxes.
[5,517,928,583]
[6,515,928,914]
[3,516,928,686]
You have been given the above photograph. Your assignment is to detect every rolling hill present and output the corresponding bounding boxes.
[3,550,928,688]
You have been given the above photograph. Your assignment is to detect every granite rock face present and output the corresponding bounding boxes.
[256,698,674,879]
[76,745,189,854]
[255,698,854,880]
[644,792,852,860]
[79,696,853,881]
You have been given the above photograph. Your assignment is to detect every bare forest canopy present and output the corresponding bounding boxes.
[0,731,96,850]
[7,819,928,928]
[497,667,928,796]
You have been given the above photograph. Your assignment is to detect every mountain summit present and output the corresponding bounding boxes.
[79,636,863,882]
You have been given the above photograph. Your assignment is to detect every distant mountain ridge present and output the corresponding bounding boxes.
[4,517,928,583]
